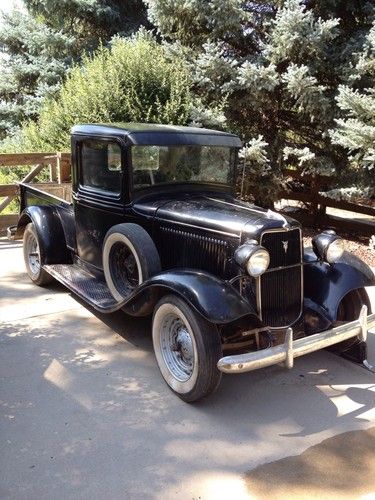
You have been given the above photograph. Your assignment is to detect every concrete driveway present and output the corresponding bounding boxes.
[1,238,375,499]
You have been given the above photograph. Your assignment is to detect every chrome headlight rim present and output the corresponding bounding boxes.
[325,237,345,263]
[234,241,270,277]
[312,230,345,264]
[246,247,270,277]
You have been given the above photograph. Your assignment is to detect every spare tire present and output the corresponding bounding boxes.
[103,223,161,301]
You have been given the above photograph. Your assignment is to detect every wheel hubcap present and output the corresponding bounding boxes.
[160,314,195,382]
[27,235,40,275]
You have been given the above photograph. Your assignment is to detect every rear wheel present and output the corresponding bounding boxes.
[23,223,53,286]
[152,295,222,402]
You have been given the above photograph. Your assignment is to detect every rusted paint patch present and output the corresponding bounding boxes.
[245,427,375,499]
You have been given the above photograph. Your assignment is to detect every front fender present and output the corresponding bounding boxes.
[123,269,260,325]
[17,206,71,264]
[304,249,375,321]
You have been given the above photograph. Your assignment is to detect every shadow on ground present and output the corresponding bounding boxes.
[245,426,375,499]
[1,239,375,499]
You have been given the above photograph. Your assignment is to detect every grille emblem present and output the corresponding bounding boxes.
[282,240,289,253]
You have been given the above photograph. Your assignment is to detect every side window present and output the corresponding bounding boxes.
[108,143,122,171]
[80,140,122,194]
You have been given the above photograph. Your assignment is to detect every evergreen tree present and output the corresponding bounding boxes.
[0,10,75,137]
[330,22,375,195]
[148,0,375,203]
[0,0,150,139]
[24,0,150,51]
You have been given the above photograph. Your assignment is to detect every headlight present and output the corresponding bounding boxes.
[312,230,344,264]
[246,248,270,277]
[326,238,345,263]
[234,241,270,277]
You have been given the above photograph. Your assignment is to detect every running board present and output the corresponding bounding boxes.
[44,264,122,313]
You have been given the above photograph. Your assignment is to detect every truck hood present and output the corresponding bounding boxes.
[148,195,299,239]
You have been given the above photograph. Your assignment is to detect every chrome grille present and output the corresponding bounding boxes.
[261,228,301,268]
[259,267,302,327]
[259,228,302,327]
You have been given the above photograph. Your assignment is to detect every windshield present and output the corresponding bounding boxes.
[132,145,236,189]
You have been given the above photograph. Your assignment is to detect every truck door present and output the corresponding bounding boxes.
[73,137,125,270]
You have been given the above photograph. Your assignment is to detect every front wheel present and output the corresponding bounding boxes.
[330,288,371,354]
[152,295,222,403]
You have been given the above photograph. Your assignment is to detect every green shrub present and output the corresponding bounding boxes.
[11,31,194,152]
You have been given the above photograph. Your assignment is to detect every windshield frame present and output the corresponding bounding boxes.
[129,144,239,196]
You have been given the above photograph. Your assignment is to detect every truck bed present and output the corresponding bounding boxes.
[19,182,72,212]
[14,182,76,250]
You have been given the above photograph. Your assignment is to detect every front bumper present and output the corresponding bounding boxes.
[217,305,375,374]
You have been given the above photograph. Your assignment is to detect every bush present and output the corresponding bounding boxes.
[8,31,194,152]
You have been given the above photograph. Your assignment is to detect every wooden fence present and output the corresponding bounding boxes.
[278,169,375,238]
[0,152,71,234]
[0,154,374,238]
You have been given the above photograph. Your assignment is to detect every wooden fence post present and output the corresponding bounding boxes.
[0,163,45,213]
[58,152,71,183]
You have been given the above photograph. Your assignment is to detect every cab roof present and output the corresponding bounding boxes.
[71,123,242,148]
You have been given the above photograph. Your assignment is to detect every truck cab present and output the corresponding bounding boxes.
[14,123,375,402]
[69,123,241,273]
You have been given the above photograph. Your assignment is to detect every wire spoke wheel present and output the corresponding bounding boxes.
[103,223,161,303]
[109,241,140,295]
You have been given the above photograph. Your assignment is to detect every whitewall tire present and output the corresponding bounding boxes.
[152,294,222,402]
[23,223,53,286]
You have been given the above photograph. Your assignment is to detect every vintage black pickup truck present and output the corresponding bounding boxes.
[10,123,375,402]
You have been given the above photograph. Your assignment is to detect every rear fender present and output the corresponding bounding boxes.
[17,206,71,264]
[123,269,261,326]
[304,249,375,321]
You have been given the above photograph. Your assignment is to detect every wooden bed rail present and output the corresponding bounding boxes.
[0,152,71,234]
